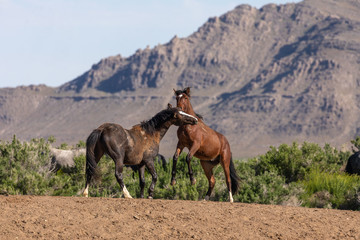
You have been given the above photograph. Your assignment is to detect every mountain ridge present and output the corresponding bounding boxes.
[1,0,360,158]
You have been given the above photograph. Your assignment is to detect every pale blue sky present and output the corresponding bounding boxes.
[0,0,301,88]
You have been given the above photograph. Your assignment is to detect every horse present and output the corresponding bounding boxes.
[171,87,240,202]
[49,146,167,175]
[345,151,360,175]
[49,147,86,173]
[83,104,198,199]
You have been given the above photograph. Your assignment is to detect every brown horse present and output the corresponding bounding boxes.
[83,104,198,199]
[171,87,239,202]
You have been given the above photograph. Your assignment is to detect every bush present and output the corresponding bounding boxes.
[152,154,205,200]
[1,136,360,211]
[351,136,360,151]
[0,136,86,196]
[0,135,52,195]
[233,158,295,204]
[301,168,360,210]
[253,142,348,183]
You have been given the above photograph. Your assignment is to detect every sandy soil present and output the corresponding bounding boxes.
[0,195,359,240]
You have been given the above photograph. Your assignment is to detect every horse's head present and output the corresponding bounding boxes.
[167,103,198,126]
[173,87,191,112]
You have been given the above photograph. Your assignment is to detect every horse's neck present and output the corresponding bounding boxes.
[136,121,172,142]
[157,121,172,140]
[185,103,204,124]
[185,103,196,116]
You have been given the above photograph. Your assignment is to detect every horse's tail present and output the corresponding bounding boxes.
[229,154,240,194]
[86,129,102,182]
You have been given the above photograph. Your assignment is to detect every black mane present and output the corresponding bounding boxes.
[195,113,203,120]
[140,109,174,134]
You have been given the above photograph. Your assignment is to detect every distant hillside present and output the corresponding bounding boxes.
[1,0,360,158]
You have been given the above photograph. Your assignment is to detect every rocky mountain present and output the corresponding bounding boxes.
[1,0,360,158]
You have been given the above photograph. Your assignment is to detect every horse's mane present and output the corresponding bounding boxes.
[140,109,174,134]
[195,113,203,120]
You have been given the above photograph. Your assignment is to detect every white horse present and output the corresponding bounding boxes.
[49,146,85,172]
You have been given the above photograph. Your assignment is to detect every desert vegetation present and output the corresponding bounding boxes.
[0,135,360,210]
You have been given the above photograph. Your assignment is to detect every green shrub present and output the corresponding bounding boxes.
[0,135,52,195]
[233,158,294,204]
[152,154,203,200]
[253,142,348,183]
[301,168,360,210]
[351,136,360,151]
[1,136,360,211]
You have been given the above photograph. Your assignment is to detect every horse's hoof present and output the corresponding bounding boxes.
[204,196,210,201]
[191,178,196,185]
[171,179,176,186]
[147,196,153,199]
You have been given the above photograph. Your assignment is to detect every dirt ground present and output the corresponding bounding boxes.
[0,195,359,240]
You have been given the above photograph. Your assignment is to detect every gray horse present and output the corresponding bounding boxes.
[49,146,85,173]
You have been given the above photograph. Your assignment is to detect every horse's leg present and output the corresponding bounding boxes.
[187,142,201,185]
[83,177,91,198]
[171,144,184,185]
[83,175,91,197]
[144,158,157,199]
[219,151,234,203]
[138,164,146,198]
[200,160,215,201]
[83,170,92,198]
[114,155,132,199]
[200,158,219,201]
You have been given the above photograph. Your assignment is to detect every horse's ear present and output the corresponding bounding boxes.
[167,103,172,109]
[174,88,184,96]
[184,87,191,97]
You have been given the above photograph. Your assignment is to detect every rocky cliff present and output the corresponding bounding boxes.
[1,0,359,157]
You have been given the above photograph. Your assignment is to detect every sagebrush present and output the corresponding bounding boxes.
[1,136,359,210]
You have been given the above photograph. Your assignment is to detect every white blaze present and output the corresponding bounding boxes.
[179,111,198,122]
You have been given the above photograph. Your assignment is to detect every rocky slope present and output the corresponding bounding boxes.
[1,0,360,157]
